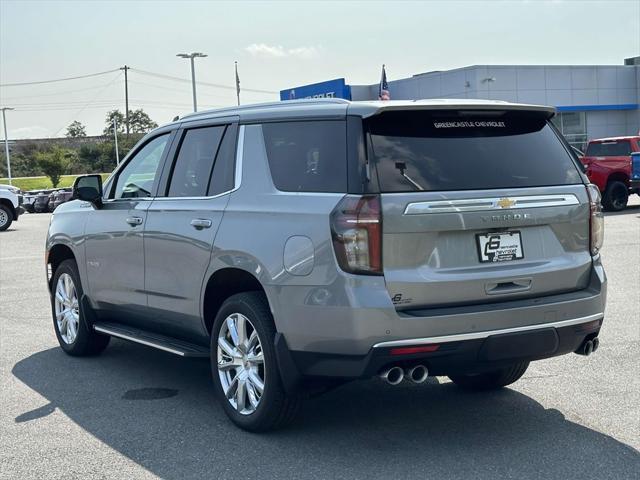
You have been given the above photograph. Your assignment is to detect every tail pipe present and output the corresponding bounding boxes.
[406,365,429,384]
[575,337,599,356]
[379,366,404,385]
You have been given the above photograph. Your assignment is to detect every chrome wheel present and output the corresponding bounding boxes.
[217,313,265,415]
[54,273,79,344]
[0,209,8,228]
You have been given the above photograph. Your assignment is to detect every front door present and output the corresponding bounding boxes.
[85,133,172,319]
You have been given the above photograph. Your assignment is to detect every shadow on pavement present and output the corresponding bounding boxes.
[12,341,640,480]
[603,203,640,217]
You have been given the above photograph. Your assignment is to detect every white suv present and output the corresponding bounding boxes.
[0,184,23,231]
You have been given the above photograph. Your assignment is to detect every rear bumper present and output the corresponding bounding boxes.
[272,261,606,386]
[278,314,602,383]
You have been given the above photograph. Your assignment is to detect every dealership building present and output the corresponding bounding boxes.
[281,57,640,150]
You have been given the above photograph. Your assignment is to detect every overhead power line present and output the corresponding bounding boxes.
[0,68,121,87]
[130,68,278,94]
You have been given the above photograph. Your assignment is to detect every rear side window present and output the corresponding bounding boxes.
[366,111,582,192]
[168,126,224,197]
[586,140,632,157]
[262,121,347,192]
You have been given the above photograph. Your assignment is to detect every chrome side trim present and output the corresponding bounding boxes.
[372,313,603,349]
[94,325,185,356]
[404,194,580,215]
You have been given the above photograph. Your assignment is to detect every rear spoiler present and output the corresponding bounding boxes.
[348,100,556,119]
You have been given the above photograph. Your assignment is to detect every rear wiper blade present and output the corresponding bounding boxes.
[395,162,424,191]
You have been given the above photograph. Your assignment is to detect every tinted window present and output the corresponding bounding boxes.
[168,126,224,197]
[208,124,237,196]
[114,134,169,199]
[262,121,347,192]
[366,111,582,192]
[586,140,632,157]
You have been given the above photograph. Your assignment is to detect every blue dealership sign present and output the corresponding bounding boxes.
[280,78,351,101]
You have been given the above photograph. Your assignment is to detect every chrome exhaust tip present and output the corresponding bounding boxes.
[379,366,404,385]
[406,365,429,384]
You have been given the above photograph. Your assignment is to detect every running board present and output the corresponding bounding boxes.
[93,322,210,358]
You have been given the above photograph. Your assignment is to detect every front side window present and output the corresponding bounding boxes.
[168,126,225,197]
[262,121,347,193]
[113,134,170,199]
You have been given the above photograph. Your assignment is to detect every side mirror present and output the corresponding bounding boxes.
[72,174,103,208]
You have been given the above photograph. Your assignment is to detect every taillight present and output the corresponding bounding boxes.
[330,195,382,275]
[586,184,604,256]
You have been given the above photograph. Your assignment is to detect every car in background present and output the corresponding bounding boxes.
[22,189,54,213]
[580,136,640,211]
[0,184,23,231]
[50,188,73,211]
[34,191,52,213]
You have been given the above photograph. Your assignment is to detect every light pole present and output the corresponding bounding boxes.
[1,107,14,185]
[176,52,207,112]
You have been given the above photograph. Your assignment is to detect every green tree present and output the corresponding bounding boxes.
[129,109,158,133]
[65,120,87,138]
[103,109,158,135]
[103,110,127,136]
[36,147,74,187]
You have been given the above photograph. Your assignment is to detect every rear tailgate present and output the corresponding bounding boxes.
[366,108,591,309]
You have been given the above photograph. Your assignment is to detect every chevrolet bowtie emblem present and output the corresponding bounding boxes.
[496,198,516,209]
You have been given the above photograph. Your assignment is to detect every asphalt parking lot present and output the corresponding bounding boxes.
[1,200,639,480]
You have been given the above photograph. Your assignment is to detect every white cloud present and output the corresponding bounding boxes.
[245,43,319,59]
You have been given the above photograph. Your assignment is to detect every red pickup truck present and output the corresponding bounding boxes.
[580,136,640,211]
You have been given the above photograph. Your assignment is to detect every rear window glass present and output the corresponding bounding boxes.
[366,111,582,192]
[586,141,632,157]
[262,121,347,192]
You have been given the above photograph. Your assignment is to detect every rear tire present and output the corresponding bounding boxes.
[50,259,110,356]
[602,181,628,211]
[210,292,301,432]
[0,204,13,231]
[448,361,529,391]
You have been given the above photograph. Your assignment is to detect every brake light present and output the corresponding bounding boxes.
[330,195,382,275]
[586,184,604,256]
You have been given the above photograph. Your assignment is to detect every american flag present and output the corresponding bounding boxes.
[379,64,389,100]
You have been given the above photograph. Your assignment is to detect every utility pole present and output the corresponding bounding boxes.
[120,65,130,136]
[176,52,207,112]
[113,118,120,165]
[1,107,14,185]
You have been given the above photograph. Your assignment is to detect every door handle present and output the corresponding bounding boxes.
[126,216,143,226]
[190,218,212,230]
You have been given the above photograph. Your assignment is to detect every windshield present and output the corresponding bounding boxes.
[366,110,582,192]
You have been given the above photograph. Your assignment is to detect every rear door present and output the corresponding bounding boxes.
[366,109,591,309]
[143,119,239,340]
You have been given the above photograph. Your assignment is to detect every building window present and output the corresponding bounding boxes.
[551,112,587,152]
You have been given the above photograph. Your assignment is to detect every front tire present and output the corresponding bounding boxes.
[51,259,110,356]
[448,361,529,391]
[0,204,13,231]
[210,292,301,432]
[602,181,628,211]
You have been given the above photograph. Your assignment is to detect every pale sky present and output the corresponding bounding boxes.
[1,0,639,138]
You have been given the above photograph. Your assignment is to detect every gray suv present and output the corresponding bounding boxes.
[46,99,607,431]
